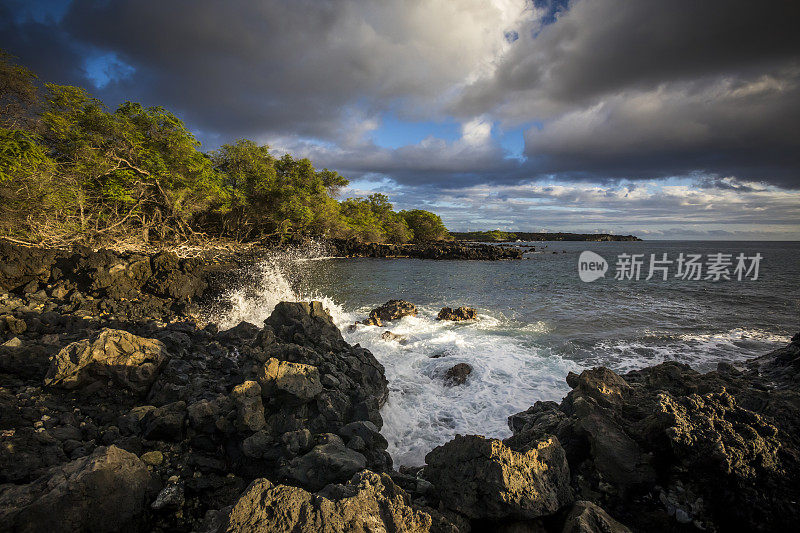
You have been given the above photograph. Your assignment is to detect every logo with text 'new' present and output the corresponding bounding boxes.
[578,251,608,282]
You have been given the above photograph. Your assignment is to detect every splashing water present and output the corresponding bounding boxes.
[207,241,798,467]
[209,249,578,466]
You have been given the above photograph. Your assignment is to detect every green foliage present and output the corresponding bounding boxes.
[0,128,53,184]
[450,230,517,242]
[399,209,450,242]
[0,51,450,245]
[340,193,412,243]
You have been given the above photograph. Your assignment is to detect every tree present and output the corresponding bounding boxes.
[0,50,39,129]
[399,209,450,242]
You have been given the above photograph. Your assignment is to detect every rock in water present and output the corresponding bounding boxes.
[437,307,477,321]
[44,328,169,395]
[368,300,417,323]
[424,434,572,519]
[222,471,437,532]
[561,501,631,533]
[444,363,472,386]
[380,330,407,344]
[0,445,155,533]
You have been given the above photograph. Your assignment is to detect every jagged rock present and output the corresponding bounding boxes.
[424,434,572,519]
[444,363,472,386]
[0,445,156,533]
[44,329,169,395]
[368,300,417,323]
[659,390,782,479]
[437,307,477,321]
[231,380,266,432]
[283,434,368,490]
[561,501,631,533]
[142,401,186,441]
[258,358,323,402]
[2,336,22,348]
[222,471,440,532]
[1,314,26,335]
[242,430,275,459]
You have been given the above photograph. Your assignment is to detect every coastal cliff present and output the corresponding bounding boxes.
[0,242,797,532]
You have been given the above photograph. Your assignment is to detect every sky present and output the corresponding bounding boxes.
[2,0,799,239]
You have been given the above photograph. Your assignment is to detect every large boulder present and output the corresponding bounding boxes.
[282,435,368,491]
[437,307,477,321]
[44,329,169,395]
[0,445,156,533]
[367,300,417,325]
[222,471,438,532]
[561,501,631,533]
[258,358,323,403]
[424,434,572,519]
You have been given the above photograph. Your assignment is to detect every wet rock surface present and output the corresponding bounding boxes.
[506,337,800,532]
[437,307,478,321]
[1,240,798,532]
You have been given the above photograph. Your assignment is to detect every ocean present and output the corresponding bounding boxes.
[210,240,800,466]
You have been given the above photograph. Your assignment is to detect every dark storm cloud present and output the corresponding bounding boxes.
[456,0,800,187]
[1,0,800,191]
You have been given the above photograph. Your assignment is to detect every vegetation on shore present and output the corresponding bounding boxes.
[0,51,450,247]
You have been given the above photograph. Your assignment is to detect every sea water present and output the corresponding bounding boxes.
[209,240,800,466]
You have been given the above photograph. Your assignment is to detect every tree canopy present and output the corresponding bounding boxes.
[0,51,450,246]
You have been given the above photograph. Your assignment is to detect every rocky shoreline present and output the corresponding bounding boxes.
[1,241,798,532]
[324,238,524,260]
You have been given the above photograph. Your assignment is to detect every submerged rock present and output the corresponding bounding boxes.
[444,363,473,386]
[437,307,478,321]
[424,434,572,519]
[380,330,408,344]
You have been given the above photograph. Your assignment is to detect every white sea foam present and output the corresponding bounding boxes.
[584,327,791,373]
[208,253,577,467]
[208,249,791,467]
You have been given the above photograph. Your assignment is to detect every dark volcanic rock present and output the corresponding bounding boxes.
[0,445,156,533]
[444,363,473,386]
[437,307,478,321]
[220,471,443,532]
[44,329,169,395]
[367,300,417,324]
[506,335,800,532]
[424,434,572,520]
[561,501,631,533]
[327,238,523,260]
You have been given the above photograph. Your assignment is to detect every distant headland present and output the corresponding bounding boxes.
[450,230,642,242]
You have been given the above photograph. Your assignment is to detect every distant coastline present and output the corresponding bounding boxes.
[450,230,642,242]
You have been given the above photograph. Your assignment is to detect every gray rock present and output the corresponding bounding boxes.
[283,436,368,490]
[258,358,323,402]
[424,434,572,519]
[231,380,266,432]
[222,471,437,532]
[561,501,631,533]
[0,445,155,533]
[44,329,169,395]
